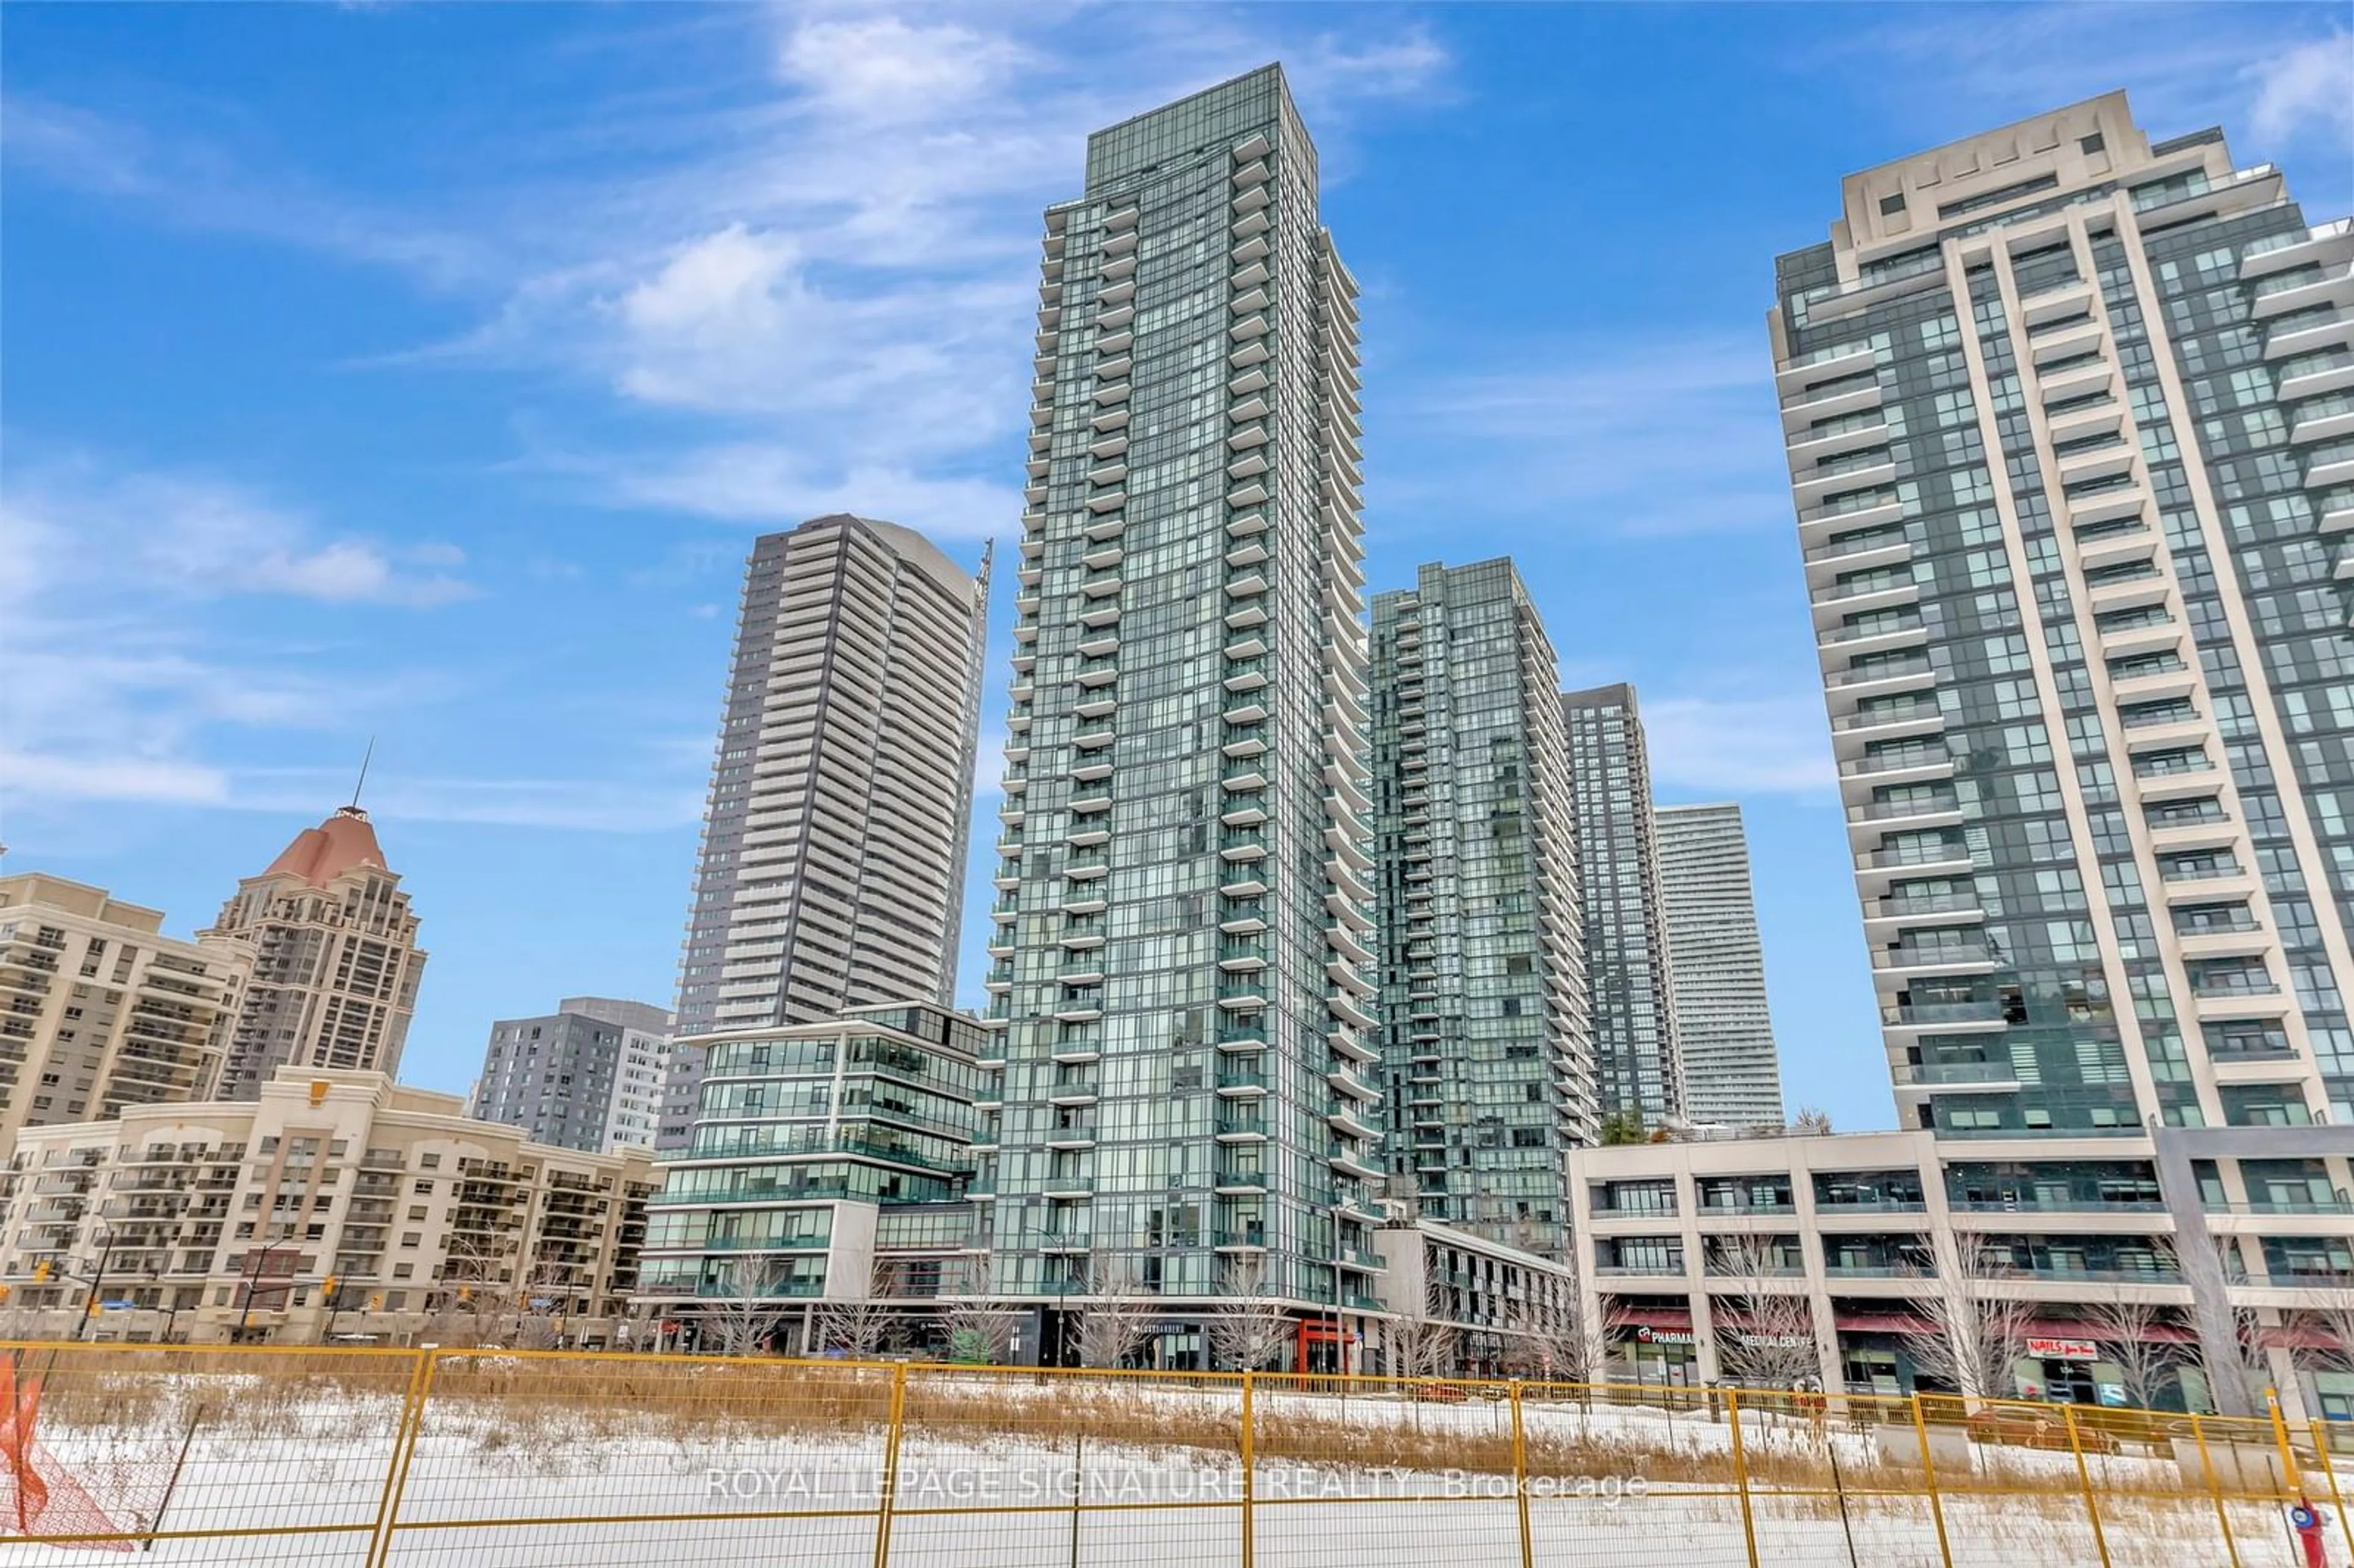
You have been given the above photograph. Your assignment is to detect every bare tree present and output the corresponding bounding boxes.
[940,1257,1021,1364]
[1902,1231,2032,1402]
[1073,1257,1154,1369]
[2177,1236,2276,1415]
[1710,1235,1823,1393]
[945,1298,1023,1364]
[1385,1285,1459,1380]
[812,1262,899,1359]
[2084,1290,2183,1412]
[2290,1268,2354,1399]
[1206,1255,1292,1373]
[707,1254,794,1358]
[1509,1271,1626,1388]
[1786,1107,1834,1138]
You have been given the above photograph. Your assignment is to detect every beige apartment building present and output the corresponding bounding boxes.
[1569,1128,2353,1422]
[207,804,428,1098]
[0,874,251,1150]
[1775,93,2350,1140]
[0,1067,655,1346]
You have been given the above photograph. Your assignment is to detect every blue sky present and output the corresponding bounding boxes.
[4,3,2350,1132]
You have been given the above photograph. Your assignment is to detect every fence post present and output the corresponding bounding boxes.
[2264,1389,2303,1495]
[1239,1371,1255,1568]
[871,1361,908,1568]
[2311,1418,2352,1565]
[2060,1404,2112,1568]
[2190,1414,2242,1568]
[1906,1393,1956,1568]
[364,1348,439,1568]
[1510,1382,1533,1568]
[1724,1387,1761,1568]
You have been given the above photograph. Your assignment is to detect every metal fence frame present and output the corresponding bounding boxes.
[0,1340,2345,1567]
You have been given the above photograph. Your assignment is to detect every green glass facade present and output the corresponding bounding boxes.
[636,1003,988,1301]
[1564,685,1685,1128]
[1371,560,1593,1257]
[981,65,1380,1350]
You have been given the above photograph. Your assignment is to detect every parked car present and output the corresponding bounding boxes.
[1965,1408,2122,1455]
[1407,1380,1469,1404]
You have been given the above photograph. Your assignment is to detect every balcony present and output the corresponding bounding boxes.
[1897,1060,2024,1089]
[1885,1001,2008,1029]
[1873,942,1997,973]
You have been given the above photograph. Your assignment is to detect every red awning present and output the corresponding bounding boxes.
[1834,1312,2198,1344]
[2024,1318,2198,1344]
[1618,1306,1693,1330]
[2257,1324,2347,1352]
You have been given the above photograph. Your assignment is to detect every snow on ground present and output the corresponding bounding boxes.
[0,1374,2342,1567]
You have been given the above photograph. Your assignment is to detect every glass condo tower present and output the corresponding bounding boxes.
[980,65,1378,1367]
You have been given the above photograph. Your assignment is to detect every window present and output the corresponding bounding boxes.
[1880,193,1907,217]
[2079,132,2105,154]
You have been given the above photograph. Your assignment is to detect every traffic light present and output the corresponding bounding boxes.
[322,1274,339,1303]
[367,1293,383,1312]
[0,1284,13,1304]
[86,1298,102,1317]
[32,1261,51,1284]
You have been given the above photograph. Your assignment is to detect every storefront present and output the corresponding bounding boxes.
[1620,1312,1700,1387]
[1293,1317,1356,1375]
[2019,1334,2104,1406]
[1829,1311,1927,1395]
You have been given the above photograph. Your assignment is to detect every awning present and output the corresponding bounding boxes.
[1617,1306,1693,1330]
[1833,1312,2198,1344]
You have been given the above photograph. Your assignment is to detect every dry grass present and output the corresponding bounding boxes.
[1,1343,2324,1513]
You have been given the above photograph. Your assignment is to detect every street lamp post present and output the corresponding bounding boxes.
[1054,1265,1070,1369]
[1329,1205,1347,1385]
[72,1224,117,1342]
[234,1245,269,1338]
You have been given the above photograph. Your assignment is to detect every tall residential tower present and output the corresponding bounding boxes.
[1370,560,1593,1256]
[1774,93,2352,1136]
[663,515,989,1151]
[1655,804,1785,1127]
[206,805,425,1099]
[980,65,1378,1366]
[1563,685,1685,1130]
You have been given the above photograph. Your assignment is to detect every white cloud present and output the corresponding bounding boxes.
[2244,32,2354,145]
[777,15,1032,122]
[1401,338,1788,535]
[6,455,471,608]
[0,449,476,829]
[596,224,1029,435]
[0,93,490,288]
[7,9,1458,531]
[1814,7,2354,163]
[1643,695,1838,799]
[1294,25,1452,101]
[570,440,1021,536]
[0,750,231,807]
